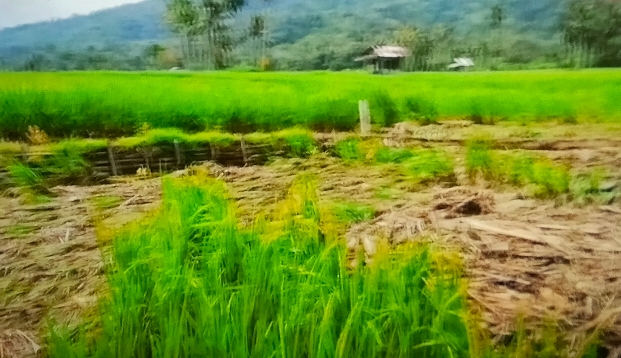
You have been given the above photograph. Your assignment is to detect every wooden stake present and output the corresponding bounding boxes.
[107,143,118,176]
[358,100,371,136]
[144,148,150,171]
[173,139,182,167]
[210,143,217,161]
[240,137,248,164]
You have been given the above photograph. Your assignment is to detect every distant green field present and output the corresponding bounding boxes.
[1,70,620,140]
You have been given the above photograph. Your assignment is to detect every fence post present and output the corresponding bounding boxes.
[240,137,248,165]
[107,142,118,176]
[173,139,182,168]
[144,148,150,171]
[20,143,29,163]
[358,100,371,136]
[210,143,217,161]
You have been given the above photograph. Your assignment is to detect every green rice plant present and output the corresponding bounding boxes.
[6,161,53,201]
[46,176,601,357]
[1,71,621,140]
[47,176,472,358]
[506,153,536,186]
[473,148,602,201]
[91,195,123,211]
[331,201,376,224]
[116,128,189,148]
[6,224,37,238]
[530,160,571,198]
[7,141,92,192]
[570,169,618,205]
[43,142,92,185]
[374,146,415,163]
[374,186,403,200]
[483,315,602,358]
[335,142,455,185]
[275,129,316,158]
[371,90,400,127]
[48,138,108,153]
[334,137,364,162]
[401,149,455,184]
[7,161,44,190]
[187,131,239,147]
[403,96,439,125]
[466,138,496,182]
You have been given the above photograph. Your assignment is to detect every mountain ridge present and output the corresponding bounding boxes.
[0,0,566,70]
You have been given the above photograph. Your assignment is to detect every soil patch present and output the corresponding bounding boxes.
[0,178,161,358]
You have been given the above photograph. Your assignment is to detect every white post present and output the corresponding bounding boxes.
[358,100,371,136]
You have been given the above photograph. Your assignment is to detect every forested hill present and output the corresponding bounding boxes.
[0,0,567,70]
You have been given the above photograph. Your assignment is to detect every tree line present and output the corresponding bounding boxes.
[5,0,621,71]
[561,0,621,68]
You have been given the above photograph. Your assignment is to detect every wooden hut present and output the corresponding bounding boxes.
[355,45,409,73]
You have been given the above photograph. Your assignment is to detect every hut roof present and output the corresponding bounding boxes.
[448,57,475,69]
[355,45,409,61]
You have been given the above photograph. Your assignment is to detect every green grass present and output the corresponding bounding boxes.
[331,201,376,224]
[6,224,37,237]
[1,70,621,140]
[91,195,123,211]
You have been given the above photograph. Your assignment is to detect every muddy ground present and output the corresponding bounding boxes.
[2,124,621,357]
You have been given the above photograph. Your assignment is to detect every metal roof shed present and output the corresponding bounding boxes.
[355,45,409,73]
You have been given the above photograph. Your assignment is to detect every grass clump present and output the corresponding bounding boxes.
[403,96,439,125]
[466,143,571,198]
[48,176,472,358]
[570,169,618,205]
[275,129,316,158]
[464,140,613,201]
[374,146,415,163]
[371,90,400,127]
[334,137,365,161]
[42,142,92,185]
[91,195,123,211]
[7,141,91,195]
[6,224,37,238]
[335,141,456,185]
[466,138,496,182]
[7,161,46,191]
[331,201,376,224]
[400,149,455,185]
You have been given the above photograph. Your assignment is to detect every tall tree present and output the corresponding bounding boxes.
[560,0,621,68]
[489,3,506,58]
[394,26,418,71]
[165,0,248,69]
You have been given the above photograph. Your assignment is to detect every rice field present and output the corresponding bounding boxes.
[3,70,621,358]
[1,70,621,140]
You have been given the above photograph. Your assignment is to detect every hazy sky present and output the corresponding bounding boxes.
[0,0,145,29]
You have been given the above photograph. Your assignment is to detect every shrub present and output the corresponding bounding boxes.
[334,137,364,161]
